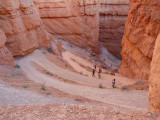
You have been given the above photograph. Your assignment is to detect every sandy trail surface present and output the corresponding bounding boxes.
[0,80,78,105]
[15,50,148,111]
[62,51,139,87]
[62,51,92,76]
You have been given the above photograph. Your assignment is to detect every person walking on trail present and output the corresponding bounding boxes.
[92,68,95,77]
[112,79,116,88]
[94,64,96,71]
[98,68,102,78]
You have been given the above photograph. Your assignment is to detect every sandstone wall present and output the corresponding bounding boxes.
[0,30,14,65]
[35,0,99,53]
[149,34,160,113]
[0,0,50,57]
[36,0,129,56]
[119,0,160,80]
[99,0,129,59]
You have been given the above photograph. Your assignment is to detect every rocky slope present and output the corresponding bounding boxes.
[0,104,158,120]
[0,0,50,57]
[99,0,129,59]
[120,0,160,80]
[35,0,99,54]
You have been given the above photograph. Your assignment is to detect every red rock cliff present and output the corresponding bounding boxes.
[120,0,160,80]
[35,0,129,56]
[99,0,129,59]
[149,33,160,113]
[0,0,50,57]
[35,0,99,53]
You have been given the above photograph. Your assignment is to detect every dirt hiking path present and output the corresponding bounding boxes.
[62,51,139,87]
[15,50,148,111]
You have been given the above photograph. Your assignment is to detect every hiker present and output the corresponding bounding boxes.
[94,64,96,71]
[112,79,115,88]
[92,68,95,77]
[98,68,102,78]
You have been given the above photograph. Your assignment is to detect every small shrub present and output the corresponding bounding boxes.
[46,92,51,95]
[98,74,102,79]
[37,47,41,50]
[23,84,29,88]
[42,51,46,54]
[99,84,103,89]
[14,64,20,68]
[45,71,50,75]
[104,72,108,74]
[80,71,83,75]
[45,71,53,76]
[61,48,66,51]
[87,66,92,70]
[65,64,68,68]
[110,73,115,76]
[12,72,23,77]
[121,86,128,90]
[47,48,52,53]
[84,74,88,77]
[50,73,53,76]
[41,83,46,90]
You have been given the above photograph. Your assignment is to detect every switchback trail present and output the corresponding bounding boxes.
[15,50,148,111]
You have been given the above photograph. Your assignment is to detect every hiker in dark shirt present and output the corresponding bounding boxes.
[92,68,95,77]
[94,64,96,71]
[98,68,102,78]
[112,79,116,88]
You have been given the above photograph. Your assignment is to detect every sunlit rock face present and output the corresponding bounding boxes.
[149,34,160,113]
[99,0,129,59]
[120,0,160,80]
[0,30,14,65]
[0,0,50,57]
[35,0,100,54]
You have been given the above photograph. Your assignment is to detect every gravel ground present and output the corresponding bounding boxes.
[0,104,158,120]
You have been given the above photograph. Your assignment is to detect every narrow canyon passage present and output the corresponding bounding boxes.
[1,0,160,117]
[35,0,129,61]
[99,0,129,59]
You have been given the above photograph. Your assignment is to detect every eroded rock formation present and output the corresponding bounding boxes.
[149,34,160,113]
[35,0,99,54]
[120,0,160,80]
[35,0,129,57]
[0,30,14,65]
[0,0,50,57]
[99,0,129,59]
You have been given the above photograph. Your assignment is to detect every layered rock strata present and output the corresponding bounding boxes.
[99,0,129,59]
[35,0,99,53]
[120,0,160,80]
[0,30,14,65]
[0,0,50,57]
[36,0,129,56]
